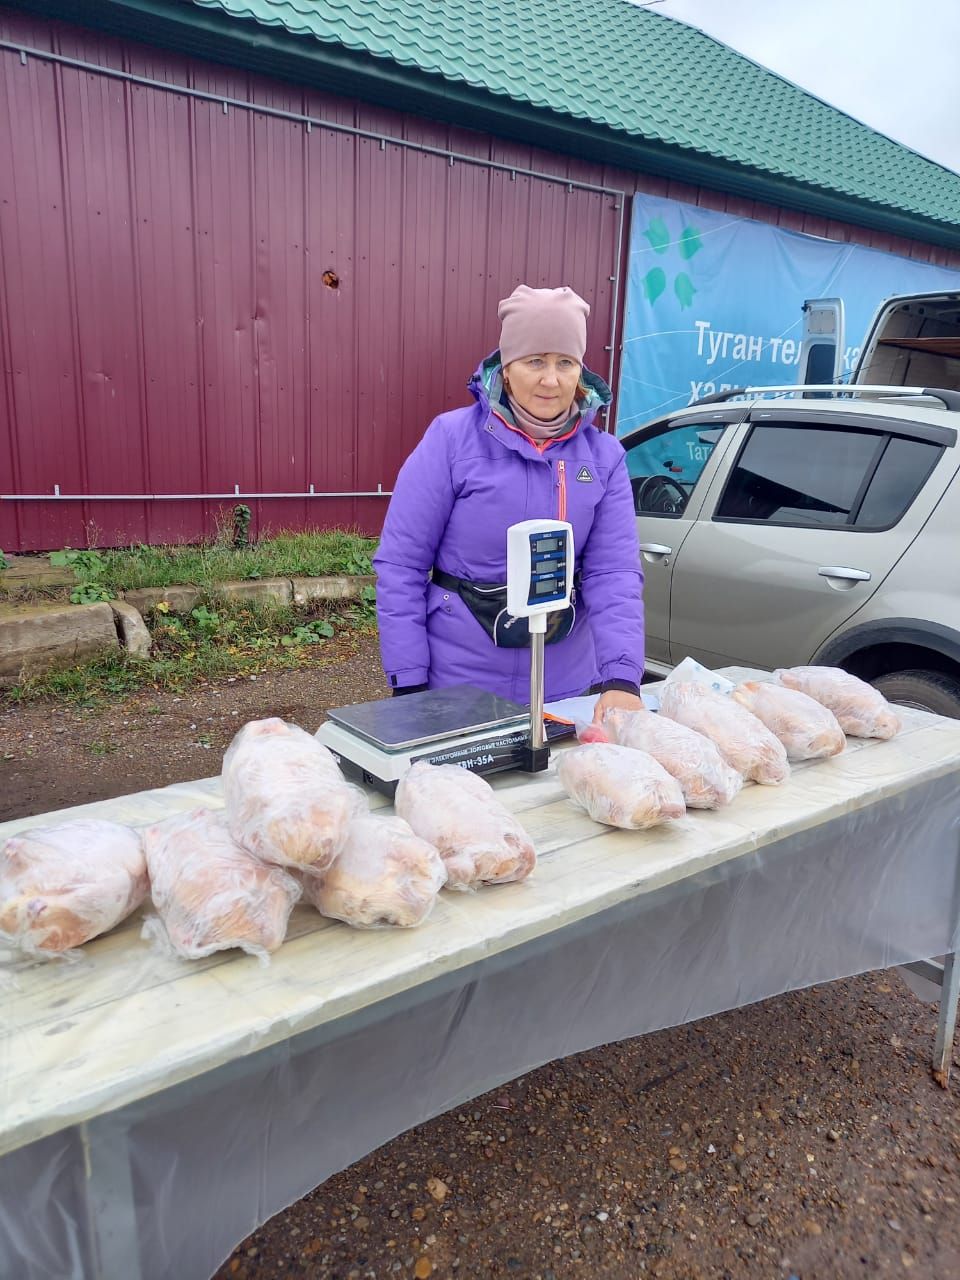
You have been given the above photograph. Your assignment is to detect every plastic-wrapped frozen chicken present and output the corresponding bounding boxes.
[556,743,686,829]
[142,808,301,961]
[222,717,365,875]
[602,706,743,808]
[301,815,446,928]
[0,819,148,957]
[733,680,846,761]
[395,762,536,890]
[775,666,902,740]
[576,721,611,744]
[658,681,790,785]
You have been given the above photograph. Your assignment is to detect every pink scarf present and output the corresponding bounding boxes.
[506,393,579,443]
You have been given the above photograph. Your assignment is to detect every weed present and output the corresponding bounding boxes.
[70,583,114,604]
[50,548,108,579]
[0,549,8,571]
[232,504,252,548]
[50,548,116,605]
[83,520,104,550]
[87,739,118,757]
[190,604,224,635]
[344,582,378,631]
[343,548,374,576]
[280,618,335,647]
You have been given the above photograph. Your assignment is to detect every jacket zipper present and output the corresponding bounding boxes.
[557,459,567,521]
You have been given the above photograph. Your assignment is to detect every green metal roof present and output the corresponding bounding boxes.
[187,0,960,238]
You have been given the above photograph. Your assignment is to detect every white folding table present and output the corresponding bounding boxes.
[2,679,959,1280]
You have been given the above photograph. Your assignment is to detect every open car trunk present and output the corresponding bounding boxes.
[854,292,960,389]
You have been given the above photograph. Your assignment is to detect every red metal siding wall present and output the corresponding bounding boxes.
[1,10,957,553]
[0,12,622,552]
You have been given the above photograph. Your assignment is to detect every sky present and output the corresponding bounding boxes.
[634,0,960,176]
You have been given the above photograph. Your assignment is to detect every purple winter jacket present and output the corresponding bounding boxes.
[373,355,645,704]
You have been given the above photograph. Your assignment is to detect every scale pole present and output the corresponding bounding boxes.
[505,519,571,774]
[530,629,545,749]
[528,612,548,763]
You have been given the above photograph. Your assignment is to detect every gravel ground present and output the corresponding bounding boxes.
[2,636,958,1280]
[0,631,388,822]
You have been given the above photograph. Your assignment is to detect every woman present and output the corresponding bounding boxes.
[373,284,645,719]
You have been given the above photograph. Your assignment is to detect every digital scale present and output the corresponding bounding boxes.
[317,520,576,796]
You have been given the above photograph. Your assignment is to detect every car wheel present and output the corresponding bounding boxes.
[871,669,960,719]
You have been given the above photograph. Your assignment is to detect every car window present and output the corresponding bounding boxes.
[716,423,884,527]
[624,421,728,516]
[855,435,942,527]
[716,421,943,529]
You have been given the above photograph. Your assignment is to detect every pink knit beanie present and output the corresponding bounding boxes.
[497,285,590,366]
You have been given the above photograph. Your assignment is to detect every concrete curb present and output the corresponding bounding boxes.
[110,601,153,659]
[215,577,293,606]
[119,575,373,614]
[0,602,119,684]
[293,575,365,605]
[122,585,202,615]
[0,575,374,685]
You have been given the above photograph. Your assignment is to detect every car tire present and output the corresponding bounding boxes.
[871,669,960,718]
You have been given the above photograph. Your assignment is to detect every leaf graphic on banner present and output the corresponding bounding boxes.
[643,268,667,304]
[643,218,671,255]
[674,272,697,308]
[679,226,702,260]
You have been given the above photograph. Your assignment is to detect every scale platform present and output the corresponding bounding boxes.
[318,684,573,796]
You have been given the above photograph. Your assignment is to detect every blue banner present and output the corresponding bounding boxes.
[617,193,960,443]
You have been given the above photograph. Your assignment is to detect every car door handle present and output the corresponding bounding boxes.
[818,565,872,589]
[639,542,673,564]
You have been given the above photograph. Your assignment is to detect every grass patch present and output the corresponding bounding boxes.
[0,583,63,606]
[0,529,378,603]
[4,594,377,708]
[100,529,377,591]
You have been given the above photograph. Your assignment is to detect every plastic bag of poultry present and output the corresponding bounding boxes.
[222,717,366,875]
[301,815,446,928]
[658,681,790,785]
[774,666,902,740]
[733,680,846,761]
[602,707,743,808]
[0,819,148,958]
[142,808,301,962]
[556,743,686,829]
[395,761,536,890]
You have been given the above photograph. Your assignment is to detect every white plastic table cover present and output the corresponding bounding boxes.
[3,677,960,1280]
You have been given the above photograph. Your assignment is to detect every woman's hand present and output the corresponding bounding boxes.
[592,689,644,723]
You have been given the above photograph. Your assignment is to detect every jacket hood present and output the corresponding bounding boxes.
[467,351,612,419]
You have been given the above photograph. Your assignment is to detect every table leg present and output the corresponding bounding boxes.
[81,1116,144,1280]
[930,832,960,1088]
[934,951,960,1088]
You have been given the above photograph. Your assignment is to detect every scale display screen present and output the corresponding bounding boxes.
[507,519,573,618]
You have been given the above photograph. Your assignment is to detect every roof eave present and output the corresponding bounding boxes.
[14,0,960,252]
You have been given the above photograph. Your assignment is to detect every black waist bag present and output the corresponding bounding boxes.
[433,568,578,648]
